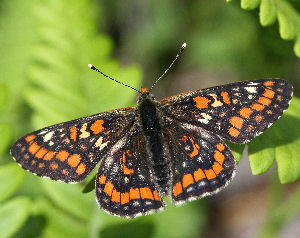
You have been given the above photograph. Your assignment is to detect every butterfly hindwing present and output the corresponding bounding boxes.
[161,79,293,143]
[10,108,135,183]
[96,129,165,218]
[164,120,236,204]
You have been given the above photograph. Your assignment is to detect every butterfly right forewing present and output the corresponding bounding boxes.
[161,79,293,143]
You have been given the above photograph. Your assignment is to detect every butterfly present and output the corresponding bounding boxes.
[11,43,293,218]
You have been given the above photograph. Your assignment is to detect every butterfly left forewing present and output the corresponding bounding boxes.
[11,108,135,183]
[161,79,293,143]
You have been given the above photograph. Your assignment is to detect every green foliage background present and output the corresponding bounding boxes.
[0,0,299,237]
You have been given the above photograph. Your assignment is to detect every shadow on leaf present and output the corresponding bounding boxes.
[13,215,47,238]
[99,220,154,238]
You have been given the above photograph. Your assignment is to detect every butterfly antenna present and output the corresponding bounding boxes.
[88,64,140,93]
[149,42,187,92]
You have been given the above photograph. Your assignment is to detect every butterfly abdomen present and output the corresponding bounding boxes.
[137,96,170,195]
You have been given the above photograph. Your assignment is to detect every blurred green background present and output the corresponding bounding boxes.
[0,0,300,237]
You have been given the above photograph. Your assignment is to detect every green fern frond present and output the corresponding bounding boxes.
[25,0,142,129]
[227,0,300,57]
[248,96,300,184]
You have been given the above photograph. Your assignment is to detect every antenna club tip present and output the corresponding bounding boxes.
[88,64,94,69]
[182,43,187,49]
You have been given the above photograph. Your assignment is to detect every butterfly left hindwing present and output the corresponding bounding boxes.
[11,108,135,183]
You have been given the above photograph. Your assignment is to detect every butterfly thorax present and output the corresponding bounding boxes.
[136,91,170,195]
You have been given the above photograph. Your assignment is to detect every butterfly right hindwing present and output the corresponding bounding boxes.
[164,120,236,204]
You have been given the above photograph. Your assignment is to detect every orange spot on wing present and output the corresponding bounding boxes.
[25,135,36,142]
[205,169,216,180]
[28,142,40,155]
[62,169,69,175]
[251,103,265,111]
[35,147,48,159]
[90,120,105,134]
[258,97,272,106]
[216,143,225,151]
[239,107,253,118]
[112,189,120,203]
[189,139,200,158]
[173,182,183,196]
[214,151,225,164]
[140,187,154,200]
[263,89,275,99]
[56,150,69,162]
[193,96,211,109]
[49,162,58,170]
[76,163,86,175]
[121,152,134,175]
[121,192,130,205]
[99,175,106,184]
[228,127,240,137]
[68,154,81,167]
[194,168,205,182]
[255,115,264,122]
[130,188,140,200]
[247,125,254,131]
[70,126,77,142]
[212,162,224,175]
[43,151,55,160]
[220,112,226,117]
[221,91,230,104]
[153,191,161,201]
[182,135,188,142]
[264,81,275,86]
[104,182,114,196]
[182,174,194,189]
[229,116,244,129]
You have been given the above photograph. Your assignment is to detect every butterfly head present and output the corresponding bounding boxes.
[137,87,156,103]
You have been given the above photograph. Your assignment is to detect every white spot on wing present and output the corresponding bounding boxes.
[43,131,54,142]
[80,123,90,139]
[245,87,257,93]
[197,113,212,124]
[95,137,109,150]
[209,94,223,107]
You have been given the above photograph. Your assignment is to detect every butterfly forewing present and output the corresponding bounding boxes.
[11,108,135,183]
[161,79,293,143]
[96,129,165,218]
